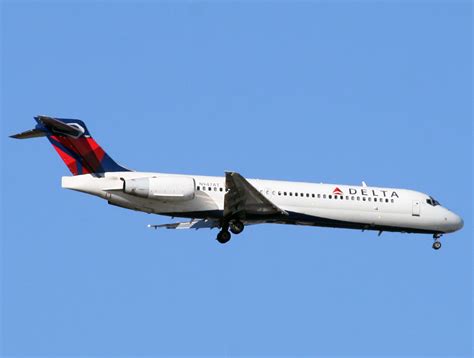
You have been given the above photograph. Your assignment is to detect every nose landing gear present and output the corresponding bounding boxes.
[432,234,442,250]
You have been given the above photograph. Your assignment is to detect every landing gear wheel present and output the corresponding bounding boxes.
[432,241,442,250]
[216,230,231,244]
[230,220,244,235]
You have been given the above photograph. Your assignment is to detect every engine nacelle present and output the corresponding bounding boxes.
[123,176,195,201]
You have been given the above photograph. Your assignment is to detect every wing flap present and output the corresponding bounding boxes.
[148,219,220,230]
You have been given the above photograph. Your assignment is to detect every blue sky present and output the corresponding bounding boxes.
[1,1,472,356]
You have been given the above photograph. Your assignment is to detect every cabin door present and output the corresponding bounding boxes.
[412,200,421,216]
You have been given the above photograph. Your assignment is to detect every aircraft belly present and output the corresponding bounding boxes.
[282,206,436,233]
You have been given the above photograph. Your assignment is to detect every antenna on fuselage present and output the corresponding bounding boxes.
[362,181,367,187]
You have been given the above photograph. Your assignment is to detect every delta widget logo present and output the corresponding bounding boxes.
[333,187,343,195]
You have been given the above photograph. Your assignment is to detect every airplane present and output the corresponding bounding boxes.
[11,116,463,249]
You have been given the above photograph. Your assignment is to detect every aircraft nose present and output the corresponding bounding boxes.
[445,211,464,232]
[454,214,464,231]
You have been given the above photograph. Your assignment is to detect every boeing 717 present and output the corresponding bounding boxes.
[11,116,464,249]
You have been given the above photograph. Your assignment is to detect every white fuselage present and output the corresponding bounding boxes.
[62,171,463,235]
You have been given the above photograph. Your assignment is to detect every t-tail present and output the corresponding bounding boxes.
[10,115,131,175]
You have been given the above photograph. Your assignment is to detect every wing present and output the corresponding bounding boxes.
[224,171,287,219]
[148,219,220,230]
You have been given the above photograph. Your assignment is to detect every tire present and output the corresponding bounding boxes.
[230,221,244,235]
[432,241,441,250]
[217,230,231,244]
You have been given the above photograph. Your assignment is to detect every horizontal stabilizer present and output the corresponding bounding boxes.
[37,115,86,137]
[10,128,46,139]
[10,115,86,140]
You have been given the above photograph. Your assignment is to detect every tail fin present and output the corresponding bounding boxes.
[10,115,131,175]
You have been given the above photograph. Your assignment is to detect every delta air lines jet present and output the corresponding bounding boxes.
[11,116,463,249]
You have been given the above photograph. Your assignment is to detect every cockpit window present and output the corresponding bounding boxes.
[426,196,441,206]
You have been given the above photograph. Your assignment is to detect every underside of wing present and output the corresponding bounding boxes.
[224,171,287,219]
[148,219,220,230]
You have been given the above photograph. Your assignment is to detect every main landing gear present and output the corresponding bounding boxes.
[216,220,244,244]
[230,220,244,235]
[432,234,442,250]
[216,230,231,244]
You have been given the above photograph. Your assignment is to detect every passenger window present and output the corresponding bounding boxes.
[214,187,217,191]
[317,194,321,198]
[295,193,298,197]
[340,196,343,200]
[284,192,287,196]
[391,199,394,203]
[345,196,349,200]
[323,194,326,199]
[220,188,223,192]
[357,197,360,201]
[278,191,281,196]
[289,192,293,196]
[306,193,310,198]
[208,187,211,191]
[385,198,389,203]
[351,196,355,200]
[312,194,315,198]
[329,195,332,199]
[374,198,377,202]
[197,186,200,191]
[368,197,371,202]
[362,197,366,201]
